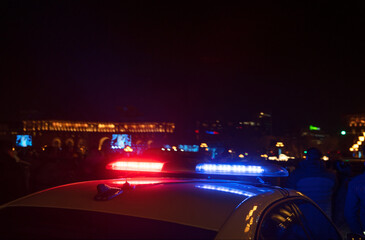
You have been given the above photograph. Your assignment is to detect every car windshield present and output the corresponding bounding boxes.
[0,206,217,239]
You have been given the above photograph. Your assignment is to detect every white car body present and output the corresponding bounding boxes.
[0,176,339,239]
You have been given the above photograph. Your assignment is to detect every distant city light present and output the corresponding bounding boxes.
[200,143,208,148]
[178,145,199,152]
[124,146,133,152]
[359,136,365,141]
[341,130,346,135]
[206,130,219,135]
[268,154,295,162]
[309,125,320,131]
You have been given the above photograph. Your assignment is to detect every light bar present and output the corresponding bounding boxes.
[106,161,164,172]
[195,163,288,177]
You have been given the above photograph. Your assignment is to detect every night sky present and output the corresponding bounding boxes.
[2,1,365,134]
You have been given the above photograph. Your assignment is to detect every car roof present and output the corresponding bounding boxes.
[1,177,289,232]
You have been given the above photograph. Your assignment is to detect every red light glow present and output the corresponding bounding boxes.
[113,180,161,185]
[106,161,164,172]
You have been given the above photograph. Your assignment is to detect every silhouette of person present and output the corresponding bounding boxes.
[286,147,337,219]
[332,160,352,237]
[0,140,30,204]
[82,145,105,180]
[344,162,365,237]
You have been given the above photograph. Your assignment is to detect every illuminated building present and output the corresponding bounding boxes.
[21,120,175,134]
[258,112,273,135]
[298,124,331,158]
[300,125,327,145]
[1,120,175,153]
[194,112,273,155]
[347,114,365,134]
[346,114,365,158]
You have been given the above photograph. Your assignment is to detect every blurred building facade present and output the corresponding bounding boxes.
[0,120,175,154]
[194,112,273,157]
[346,114,365,158]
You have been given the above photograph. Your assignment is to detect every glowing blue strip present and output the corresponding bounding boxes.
[196,184,256,197]
[196,163,264,175]
[111,146,125,149]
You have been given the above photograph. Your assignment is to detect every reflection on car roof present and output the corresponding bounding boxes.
[3,178,282,231]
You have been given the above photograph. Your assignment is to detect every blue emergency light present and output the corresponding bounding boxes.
[195,163,288,177]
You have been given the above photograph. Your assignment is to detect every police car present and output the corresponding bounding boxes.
[0,158,342,239]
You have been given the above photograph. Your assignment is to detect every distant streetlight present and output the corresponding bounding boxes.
[341,130,346,136]
[276,142,284,156]
[124,146,133,152]
[200,143,208,148]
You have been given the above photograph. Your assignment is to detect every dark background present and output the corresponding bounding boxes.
[2,1,365,135]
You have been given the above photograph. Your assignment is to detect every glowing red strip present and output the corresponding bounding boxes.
[113,180,161,185]
[106,161,164,172]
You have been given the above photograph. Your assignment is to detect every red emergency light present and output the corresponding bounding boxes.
[106,161,164,172]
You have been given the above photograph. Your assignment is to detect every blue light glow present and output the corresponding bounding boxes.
[205,130,219,135]
[196,163,264,175]
[196,184,256,197]
[178,144,199,152]
[16,135,32,147]
[111,134,131,149]
[163,144,171,149]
